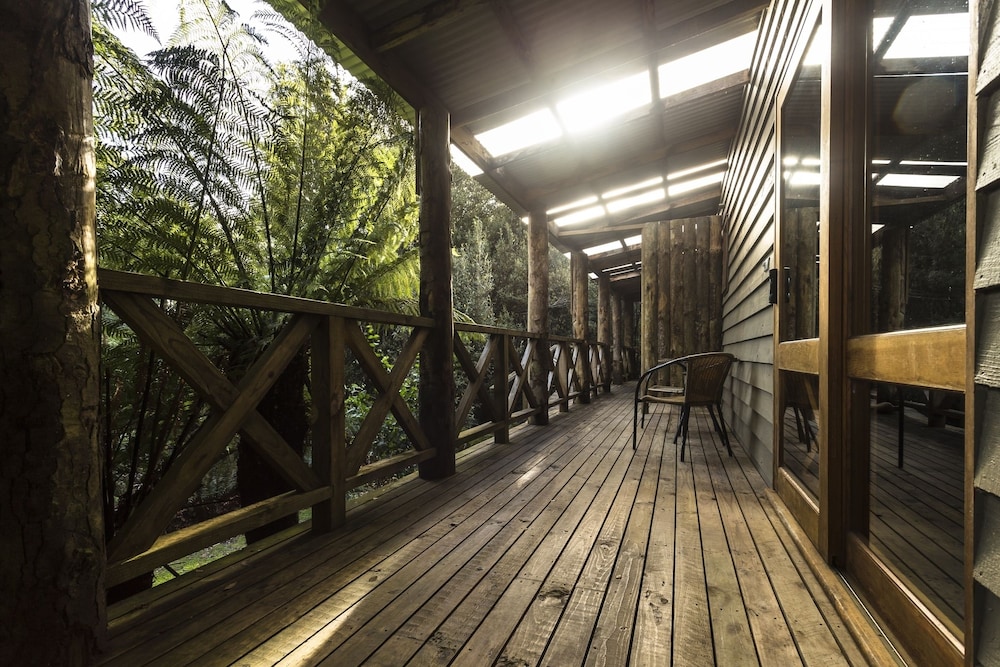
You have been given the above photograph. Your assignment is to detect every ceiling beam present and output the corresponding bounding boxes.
[372,0,486,52]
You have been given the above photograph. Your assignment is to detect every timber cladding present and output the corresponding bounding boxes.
[639,217,724,387]
[975,0,1000,659]
[718,0,818,480]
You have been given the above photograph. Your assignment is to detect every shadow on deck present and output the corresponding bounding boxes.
[101,386,889,666]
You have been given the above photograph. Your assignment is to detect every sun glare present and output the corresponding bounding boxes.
[658,32,757,98]
[556,72,652,134]
[476,109,563,156]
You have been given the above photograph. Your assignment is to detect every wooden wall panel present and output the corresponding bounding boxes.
[719,0,814,477]
[975,0,1000,661]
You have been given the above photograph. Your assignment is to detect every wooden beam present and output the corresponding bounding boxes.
[372,0,485,52]
[571,251,591,404]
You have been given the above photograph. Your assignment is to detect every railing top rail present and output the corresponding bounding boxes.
[454,321,605,346]
[98,269,435,328]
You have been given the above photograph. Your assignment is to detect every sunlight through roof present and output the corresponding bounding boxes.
[476,109,562,156]
[584,240,625,256]
[668,171,725,196]
[547,196,599,215]
[668,159,728,181]
[556,72,652,134]
[603,177,664,199]
[606,187,666,213]
[658,32,757,98]
[553,205,608,227]
[625,235,642,246]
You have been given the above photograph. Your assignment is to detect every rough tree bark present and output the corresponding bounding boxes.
[0,0,105,663]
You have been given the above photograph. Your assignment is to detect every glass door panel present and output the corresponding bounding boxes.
[776,19,822,534]
[845,0,968,657]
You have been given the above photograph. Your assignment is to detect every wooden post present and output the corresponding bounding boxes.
[598,272,612,391]
[612,294,623,383]
[494,333,510,443]
[656,220,671,383]
[709,216,724,349]
[641,223,658,373]
[417,106,455,479]
[571,251,591,403]
[624,298,636,377]
[311,317,346,531]
[669,221,685,384]
[528,209,549,425]
[0,0,105,660]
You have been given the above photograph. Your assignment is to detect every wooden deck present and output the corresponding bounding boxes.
[101,387,883,666]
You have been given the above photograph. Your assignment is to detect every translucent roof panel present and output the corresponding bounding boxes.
[556,71,652,134]
[658,32,757,98]
[476,108,563,156]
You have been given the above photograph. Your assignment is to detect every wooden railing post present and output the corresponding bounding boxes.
[311,316,346,531]
[495,333,510,444]
[417,106,456,478]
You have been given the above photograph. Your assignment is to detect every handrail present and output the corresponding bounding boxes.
[99,274,611,590]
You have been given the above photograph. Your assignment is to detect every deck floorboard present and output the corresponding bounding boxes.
[102,386,876,666]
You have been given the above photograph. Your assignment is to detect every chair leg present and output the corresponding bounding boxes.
[632,397,639,451]
[712,403,733,457]
[679,405,690,461]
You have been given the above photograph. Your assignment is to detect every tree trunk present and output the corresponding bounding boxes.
[0,1,105,663]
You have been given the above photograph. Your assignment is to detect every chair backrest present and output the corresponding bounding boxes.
[682,352,735,405]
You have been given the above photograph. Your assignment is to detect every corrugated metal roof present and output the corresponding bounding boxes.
[289,0,769,282]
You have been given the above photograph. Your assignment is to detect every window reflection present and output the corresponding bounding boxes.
[780,25,822,343]
[869,0,967,333]
[866,381,964,635]
[780,371,820,500]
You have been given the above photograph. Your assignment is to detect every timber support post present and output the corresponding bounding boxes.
[417,106,456,479]
[571,251,591,403]
[598,272,612,392]
[612,292,623,383]
[641,223,658,375]
[528,209,549,425]
[0,0,106,661]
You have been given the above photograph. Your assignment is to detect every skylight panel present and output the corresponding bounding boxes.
[668,158,727,181]
[602,177,663,200]
[877,173,960,188]
[606,188,666,213]
[556,72,652,134]
[450,146,482,176]
[873,13,968,59]
[668,171,725,197]
[553,205,607,227]
[624,235,642,246]
[547,195,599,216]
[658,32,757,98]
[583,240,625,256]
[476,109,562,156]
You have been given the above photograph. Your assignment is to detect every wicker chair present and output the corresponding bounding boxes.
[632,352,735,461]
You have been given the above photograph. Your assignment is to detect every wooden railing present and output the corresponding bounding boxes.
[99,271,610,588]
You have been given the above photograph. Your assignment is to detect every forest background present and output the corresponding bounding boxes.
[94,0,581,590]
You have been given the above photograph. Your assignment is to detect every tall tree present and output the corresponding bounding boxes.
[0,0,104,662]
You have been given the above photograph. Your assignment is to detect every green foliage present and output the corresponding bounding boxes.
[94,0,422,540]
[450,169,572,334]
